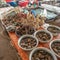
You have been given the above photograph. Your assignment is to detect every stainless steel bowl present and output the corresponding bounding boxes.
[46,25,60,36]
[50,39,60,58]
[29,47,57,60]
[34,30,53,43]
[18,35,38,51]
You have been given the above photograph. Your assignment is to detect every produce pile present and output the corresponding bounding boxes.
[51,41,60,57]
[47,26,60,33]
[20,37,37,49]
[35,30,52,42]
[2,12,44,33]
[15,25,35,37]
[47,25,60,36]
[2,12,44,28]
[19,35,38,50]
[31,48,54,60]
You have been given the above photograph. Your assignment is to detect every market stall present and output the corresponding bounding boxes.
[0,0,60,60]
[1,8,60,60]
[8,28,60,60]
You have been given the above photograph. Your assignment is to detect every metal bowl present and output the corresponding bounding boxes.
[46,25,60,36]
[29,47,57,60]
[34,30,53,43]
[18,35,38,51]
[50,39,60,58]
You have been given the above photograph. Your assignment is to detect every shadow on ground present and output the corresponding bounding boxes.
[0,23,21,60]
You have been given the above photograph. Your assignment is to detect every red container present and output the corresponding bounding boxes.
[18,1,28,7]
[5,0,12,2]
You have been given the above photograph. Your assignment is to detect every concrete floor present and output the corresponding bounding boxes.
[0,23,21,60]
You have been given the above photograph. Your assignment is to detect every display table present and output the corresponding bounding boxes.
[0,6,60,60]
[8,27,60,60]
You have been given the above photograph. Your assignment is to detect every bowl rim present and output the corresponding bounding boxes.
[29,47,57,60]
[46,25,60,34]
[34,30,53,43]
[15,26,36,37]
[46,25,60,30]
[49,39,60,58]
[18,35,39,51]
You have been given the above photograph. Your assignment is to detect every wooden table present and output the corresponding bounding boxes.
[8,28,60,60]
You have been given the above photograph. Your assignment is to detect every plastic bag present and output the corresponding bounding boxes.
[43,9,47,17]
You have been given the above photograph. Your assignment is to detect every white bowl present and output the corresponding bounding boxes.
[18,35,39,51]
[50,39,60,58]
[46,25,60,36]
[34,30,53,43]
[29,47,57,60]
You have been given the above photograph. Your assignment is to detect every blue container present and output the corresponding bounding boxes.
[7,1,17,7]
[31,10,36,17]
